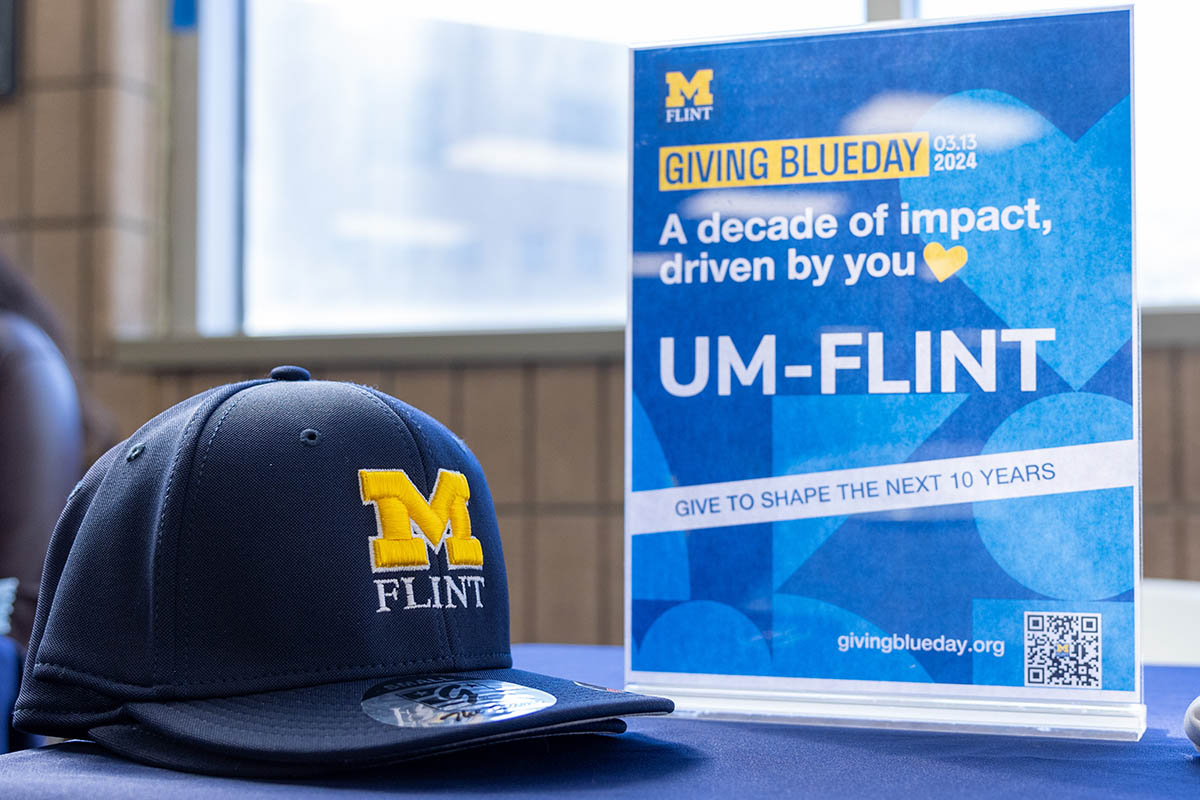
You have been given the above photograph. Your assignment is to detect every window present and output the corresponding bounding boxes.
[202,2,867,337]
[242,4,628,335]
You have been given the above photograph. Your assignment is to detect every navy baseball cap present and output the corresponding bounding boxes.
[13,367,671,776]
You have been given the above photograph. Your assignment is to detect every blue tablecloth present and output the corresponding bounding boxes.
[1,644,1197,798]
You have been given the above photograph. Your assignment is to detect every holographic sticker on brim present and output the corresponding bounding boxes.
[361,674,557,728]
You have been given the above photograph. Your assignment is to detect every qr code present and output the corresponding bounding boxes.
[1024,612,1101,688]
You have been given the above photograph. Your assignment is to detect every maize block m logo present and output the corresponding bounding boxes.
[360,468,483,570]
[665,69,713,123]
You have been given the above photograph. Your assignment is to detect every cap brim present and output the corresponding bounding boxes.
[87,667,672,777]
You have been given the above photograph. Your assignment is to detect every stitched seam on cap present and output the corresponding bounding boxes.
[352,386,431,484]
[349,386,459,662]
[155,382,271,685]
[26,444,122,682]
[176,389,256,682]
[150,397,208,687]
[34,650,511,690]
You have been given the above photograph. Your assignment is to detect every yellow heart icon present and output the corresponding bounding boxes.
[923,242,969,282]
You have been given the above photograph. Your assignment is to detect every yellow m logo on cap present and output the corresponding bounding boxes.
[665,69,713,108]
[360,468,483,570]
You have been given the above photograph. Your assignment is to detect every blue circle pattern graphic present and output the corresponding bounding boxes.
[974,392,1133,601]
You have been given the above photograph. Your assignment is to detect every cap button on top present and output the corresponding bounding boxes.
[269,365,311,381]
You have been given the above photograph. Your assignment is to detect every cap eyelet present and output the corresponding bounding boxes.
[300,428,322,446]
[126,442,146,462]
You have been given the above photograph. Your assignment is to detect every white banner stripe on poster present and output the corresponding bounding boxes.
[628,439,1136,535]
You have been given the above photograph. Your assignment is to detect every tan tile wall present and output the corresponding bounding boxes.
[1,4,1197,648]
[0,0,161,362]
[1144,347,1200,580]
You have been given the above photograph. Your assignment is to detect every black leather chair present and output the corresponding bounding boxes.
[0,310,83,648]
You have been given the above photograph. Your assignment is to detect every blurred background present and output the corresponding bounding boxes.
[0,0,1195,647]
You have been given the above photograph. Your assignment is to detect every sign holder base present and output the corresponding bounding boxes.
[628,679,1147,741]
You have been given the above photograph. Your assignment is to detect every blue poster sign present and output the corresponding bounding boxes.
[627,9,1141,736]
